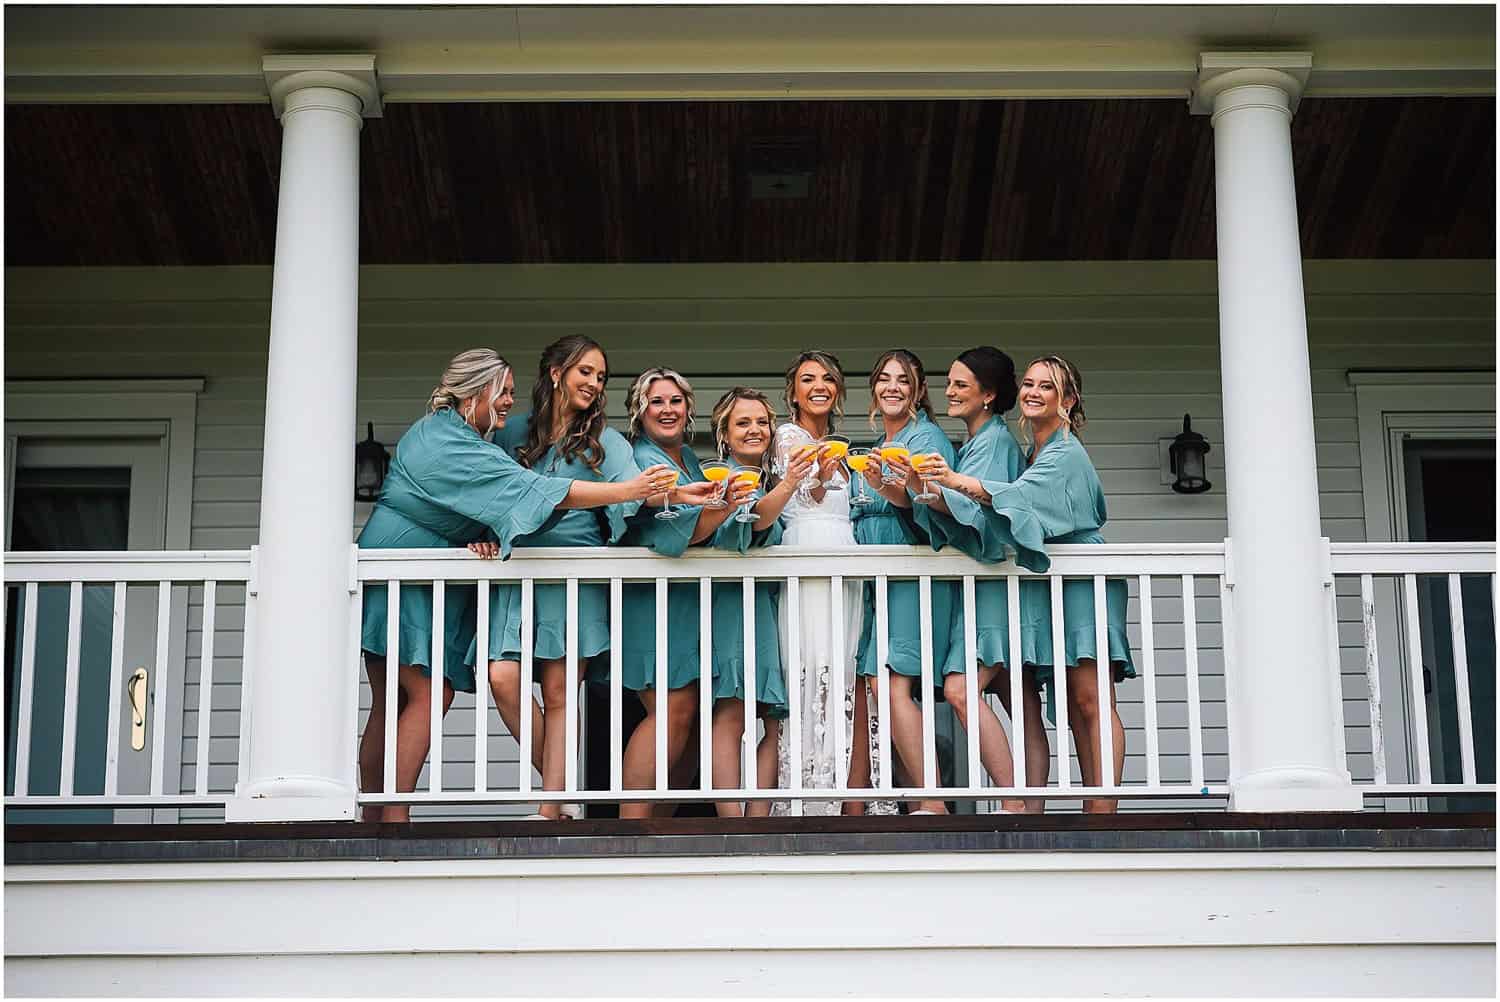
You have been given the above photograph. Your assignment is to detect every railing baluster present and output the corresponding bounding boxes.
[742,575,757,794]
[519,578,534,796]
[654,576,668,794]
[13,583,39,797]
[962,575,980,793]
[59,581,84,797]
[918,575,937,791]
[474,579,489,795]
[149,580,171,797]
[1446,574,1477,785]
[1324,571,1349,774]
[875,575,892,794]
[1006,572,1024,800]
[430,580,445,794]
[697,577,711,795]
[1050,574,1070,791]
[348,577,363,802]
[1401,574,1432,785]
[786,575,803,816]
[831,574,848,792]
[1137,575,1160,788]
[1093,576,1114,795]
[1359,574,1387,785]
[104,582,127,797]
[565,577,580,797]
[194,580,217,797]
[1180,575,1204,792]
[611,577,625,795]
[383,581,399,797]
[239,583,258,791]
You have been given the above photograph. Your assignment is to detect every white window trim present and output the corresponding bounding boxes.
[1349,369,1494,803]
[4,379,202,551]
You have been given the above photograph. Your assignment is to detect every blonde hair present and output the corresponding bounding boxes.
[428,348,512,437]
[867,348,934,429]
[625,368,696,441]
[1018,354,1087,446]
[783,350,846,432]
[710,387,777,466]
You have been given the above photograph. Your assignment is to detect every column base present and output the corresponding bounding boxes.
[226,776,357,822]
[1228,767,1365,813]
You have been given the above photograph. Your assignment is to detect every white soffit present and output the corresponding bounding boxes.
[4,4,1495,104]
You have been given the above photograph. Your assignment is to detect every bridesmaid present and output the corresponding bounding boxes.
[468,335,689,821]
[849,349,956,815]
[918,354,1134,813]
[906,346,1045,814]
[706,387,814,817]
[615,368,757,819]
[358,348,673,822]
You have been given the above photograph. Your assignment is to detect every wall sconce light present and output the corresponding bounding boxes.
[355,422,391,502]
[1169,414,1212,494]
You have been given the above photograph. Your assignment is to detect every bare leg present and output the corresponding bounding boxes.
[536,658,574,820]
[842,678,871,816]
[942,665,1025,813]
[359,655,397,822]
[990,667,1051,813]
[868,673,947,814]
[747,714,780,818]
[711,699,747,817]
[1066,661,1125,814]
[487,659,544,777]
[655,717,702,818]
[382,664,455,822]
[620,684,700,819]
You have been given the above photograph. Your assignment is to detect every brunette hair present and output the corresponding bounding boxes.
[625,368,696,441]
[867,348,935,429]
[710,387,777,471]
[954,346,1019,416]
[782,349,846,432]
[1018,353,1087,444]
[519,335,610,473]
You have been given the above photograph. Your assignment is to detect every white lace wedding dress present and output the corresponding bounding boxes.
[770,423,894,816]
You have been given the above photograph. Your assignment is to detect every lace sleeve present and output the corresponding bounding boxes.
[772,422,817,501]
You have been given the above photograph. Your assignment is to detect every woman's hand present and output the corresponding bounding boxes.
[814,446,844,486]
[628,463,681,502]
[884,451,915,488]
[860,456,885,489]
[724,475,759,508]
[914,453,952,488]
[780,446,816,488]
[674,480,720,506]
[468,541,500,559]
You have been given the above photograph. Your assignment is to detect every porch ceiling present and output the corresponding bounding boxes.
[5,96,1493,266]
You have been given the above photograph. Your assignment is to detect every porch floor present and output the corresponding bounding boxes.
[7,812,1493,864]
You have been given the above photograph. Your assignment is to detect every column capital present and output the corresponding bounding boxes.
[1190,51,1312,116]
[263,54,381,119]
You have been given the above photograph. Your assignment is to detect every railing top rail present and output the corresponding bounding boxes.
[4,550,253,583]
[356,543,1229,582]
[1330,542,1496,576]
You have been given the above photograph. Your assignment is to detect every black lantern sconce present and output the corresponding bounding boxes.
[1169,414,1212,494]
[355,422,391,502]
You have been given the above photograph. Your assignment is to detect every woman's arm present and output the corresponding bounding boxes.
[688,477,757,543]
[557,464,676,509]
[753,445,815,530]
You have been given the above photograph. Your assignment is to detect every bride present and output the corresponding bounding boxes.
[771,350,890,815]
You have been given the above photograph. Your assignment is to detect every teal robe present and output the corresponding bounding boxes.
[466,414,642,667]
[616,439,788,716]
[978,431,1135,697]
[852,411,957,681]
[358,408,571,693]
[910,414,1030,675]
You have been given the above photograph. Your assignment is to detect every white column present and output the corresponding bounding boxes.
[228,57,379,822]
[1193,53,1362,812]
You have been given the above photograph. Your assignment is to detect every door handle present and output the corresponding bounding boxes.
[127,667,148,751]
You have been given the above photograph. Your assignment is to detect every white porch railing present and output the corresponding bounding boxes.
[4,551,256,812]
[4,541,1494,819]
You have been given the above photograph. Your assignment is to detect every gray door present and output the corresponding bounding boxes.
[1403,439,1496,813]
[6,435,168,823]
